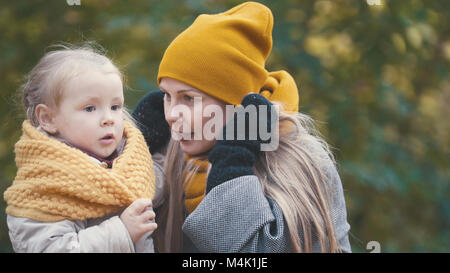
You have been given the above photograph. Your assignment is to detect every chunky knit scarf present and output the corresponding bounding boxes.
[4,120,155,222]
[183,156,210,214]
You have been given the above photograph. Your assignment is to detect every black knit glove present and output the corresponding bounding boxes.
[132,90,171,155]
[206,93,277,194]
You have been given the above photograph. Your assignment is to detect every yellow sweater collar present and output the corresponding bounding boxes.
[183,155,210,215]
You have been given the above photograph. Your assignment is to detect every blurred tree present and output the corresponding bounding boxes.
[0,0,448,252]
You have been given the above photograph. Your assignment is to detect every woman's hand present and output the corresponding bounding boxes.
[206,93,277,193]
[132,90,171,155]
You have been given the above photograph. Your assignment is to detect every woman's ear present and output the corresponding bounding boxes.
[35,104,58,134]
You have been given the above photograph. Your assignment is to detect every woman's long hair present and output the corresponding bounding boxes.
[153,104,340,252]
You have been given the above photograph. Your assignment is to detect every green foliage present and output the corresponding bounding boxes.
[0,0,448,252]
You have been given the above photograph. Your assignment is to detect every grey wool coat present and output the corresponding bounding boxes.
[180,144,352,253]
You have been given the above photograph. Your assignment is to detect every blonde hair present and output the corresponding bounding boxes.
[154,104,341,252]
[21,43,135,127]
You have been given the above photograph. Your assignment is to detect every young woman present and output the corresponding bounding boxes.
[133,1,351,253]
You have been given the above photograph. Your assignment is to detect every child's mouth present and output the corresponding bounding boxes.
[100,134,115,145]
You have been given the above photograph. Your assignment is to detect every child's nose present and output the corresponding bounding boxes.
[101,111,115,126]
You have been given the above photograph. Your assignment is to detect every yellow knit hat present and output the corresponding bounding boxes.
[157,1,299,112]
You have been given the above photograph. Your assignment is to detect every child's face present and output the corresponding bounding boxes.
[52,70,125,158]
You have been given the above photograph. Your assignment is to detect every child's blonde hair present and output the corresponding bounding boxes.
[21,43,135,127]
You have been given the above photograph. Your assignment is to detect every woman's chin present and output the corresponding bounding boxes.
[180,139,216,156]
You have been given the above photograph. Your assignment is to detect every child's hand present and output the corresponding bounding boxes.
[120,198,157,244]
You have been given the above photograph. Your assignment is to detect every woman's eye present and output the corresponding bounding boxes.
[184,95,194,102]
[84,106,95,112]
[164,92,171,100]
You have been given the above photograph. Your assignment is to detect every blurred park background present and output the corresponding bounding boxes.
[0,0,448,252]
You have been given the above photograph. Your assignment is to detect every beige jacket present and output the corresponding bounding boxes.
[7,152,166,253]
[7,213,151,253]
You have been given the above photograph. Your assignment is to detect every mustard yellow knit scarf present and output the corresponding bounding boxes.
[4,120,155,222]
[183,156,210,214]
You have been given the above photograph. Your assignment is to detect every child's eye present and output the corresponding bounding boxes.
[84,106,95,112]
[184,95,194,103]
[111,105,122,111]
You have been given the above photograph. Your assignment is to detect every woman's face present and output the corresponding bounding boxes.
[159,77,227,156]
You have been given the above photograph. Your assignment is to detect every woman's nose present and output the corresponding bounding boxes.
[165,102,179,125]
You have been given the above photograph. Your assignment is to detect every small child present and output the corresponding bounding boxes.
[3,44,158,252]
